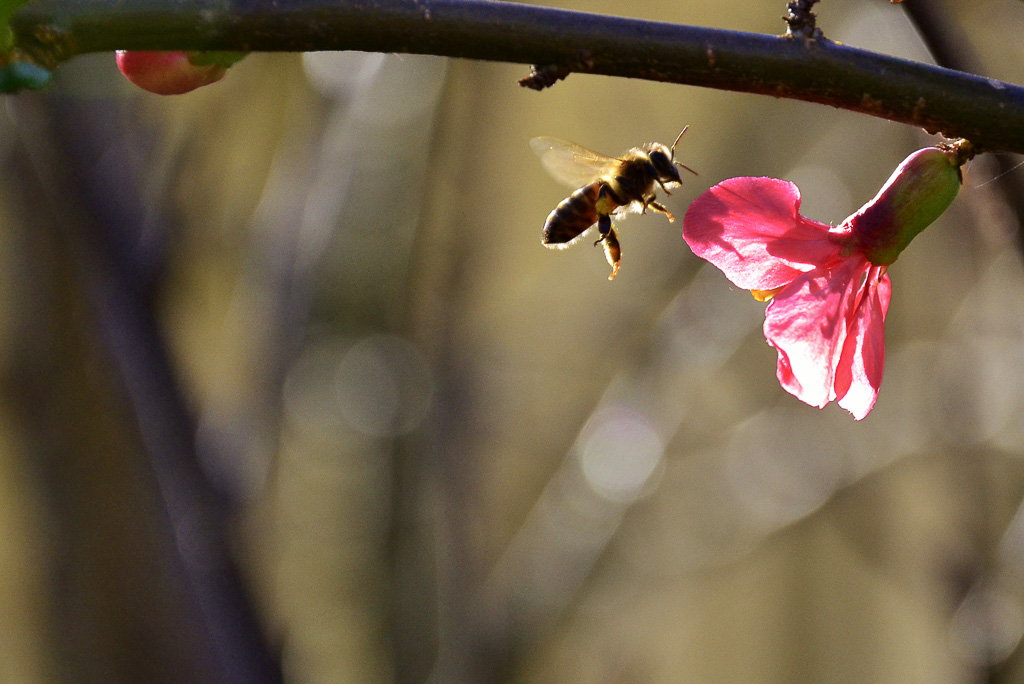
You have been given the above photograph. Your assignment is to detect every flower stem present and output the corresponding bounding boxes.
[11,0,1024,155]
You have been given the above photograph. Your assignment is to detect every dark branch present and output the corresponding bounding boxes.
[11,0,1024,155]
[902,3,1024,263]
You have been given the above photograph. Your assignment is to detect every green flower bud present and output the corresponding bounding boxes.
[0,60,51,93]
[848,144,968,266]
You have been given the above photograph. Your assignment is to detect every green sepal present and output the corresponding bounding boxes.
[853,146,964,266]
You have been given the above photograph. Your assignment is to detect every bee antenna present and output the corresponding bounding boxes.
[669,126,697,176]
[670,125,689,156]
[675,161,699,177]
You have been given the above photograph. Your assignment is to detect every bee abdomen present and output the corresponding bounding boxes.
[542,183,603,247]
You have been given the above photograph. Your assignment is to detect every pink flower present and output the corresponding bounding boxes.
[682,146,967,419]
[116,51,228,95]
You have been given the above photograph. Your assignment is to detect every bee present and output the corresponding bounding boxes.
[531,127,696,280]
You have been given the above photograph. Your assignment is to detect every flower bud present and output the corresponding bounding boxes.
[847,145,966,266]
[0,60,50,93]
[116,51,229,95]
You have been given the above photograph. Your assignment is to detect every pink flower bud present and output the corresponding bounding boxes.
[116,51,227,95]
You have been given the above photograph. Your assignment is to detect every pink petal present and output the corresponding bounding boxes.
[765,262,857,409]
[682,177,844,290]
[764,256,887,418]
[834,266,891,419]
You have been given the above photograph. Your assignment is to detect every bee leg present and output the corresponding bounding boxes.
[592,214,621,279]
[593,213,611,247]
[645,199,676,223]
[594,183,621,220]
[657,179,674,195]
[601,226,621,280]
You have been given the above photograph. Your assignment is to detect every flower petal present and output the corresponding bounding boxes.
[834,266,891,419]
[764,257,875,411]
[682,177,844,290]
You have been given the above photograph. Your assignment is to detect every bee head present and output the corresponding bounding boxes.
[648,145,683,185]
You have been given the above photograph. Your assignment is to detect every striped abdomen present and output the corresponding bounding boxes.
[542,182,608,247]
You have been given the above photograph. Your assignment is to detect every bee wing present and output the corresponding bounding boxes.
[530,136,621,189]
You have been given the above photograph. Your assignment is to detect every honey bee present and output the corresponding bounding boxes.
[531,127,695,279]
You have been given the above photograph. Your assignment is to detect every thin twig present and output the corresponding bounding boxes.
[783,0,823,42]
[9,0,1024,155]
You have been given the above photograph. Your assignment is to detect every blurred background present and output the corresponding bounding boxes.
[1,0,1024,682]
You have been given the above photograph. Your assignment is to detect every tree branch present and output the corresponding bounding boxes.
[12,0,1024,155]
[901,2,1024,262]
